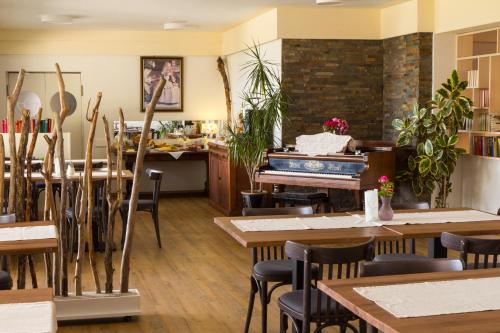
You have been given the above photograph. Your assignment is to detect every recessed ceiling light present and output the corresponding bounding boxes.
[163,21,189,30]
[316,0,343,5]
[40,14,74,25]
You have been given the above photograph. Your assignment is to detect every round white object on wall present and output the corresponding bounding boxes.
[50,91,77,116]
[15,91,42,116]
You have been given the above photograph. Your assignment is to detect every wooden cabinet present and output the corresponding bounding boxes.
[208,142,250,216]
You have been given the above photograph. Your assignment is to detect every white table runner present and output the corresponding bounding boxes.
[0,301,57,333]
[378,210,498,226]
[0,225,58,242]
[354,277,500,318]
[232,215,379,232]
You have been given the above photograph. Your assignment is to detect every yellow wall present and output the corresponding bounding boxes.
[277,6,380,40]
[380,0,434,39]
[0,29,222,56]
[435,0,500,33]
[222,9,278,56]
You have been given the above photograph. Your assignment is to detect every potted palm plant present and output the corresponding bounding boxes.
[226,44,289,208]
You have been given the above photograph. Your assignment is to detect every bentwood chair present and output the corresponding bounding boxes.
[360,258,463,277]
[242,206,314,333]
[0,214,15,289]
[279,238,375,333]
[441,232,500,269]
[120,169,163,248]
[373,201,430,261]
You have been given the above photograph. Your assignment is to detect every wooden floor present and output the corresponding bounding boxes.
[19,197,432,333]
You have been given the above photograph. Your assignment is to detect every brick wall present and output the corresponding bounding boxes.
[383,33,433,141]
[280,33,433,144]
[281,39,383,144]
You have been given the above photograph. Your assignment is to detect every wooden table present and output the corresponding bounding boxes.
[0,221,58,255]
[0,287,53,304]
[318,268,500,333]
[214,213,401,248]
[4,169,134,182]
[122,149,208,195]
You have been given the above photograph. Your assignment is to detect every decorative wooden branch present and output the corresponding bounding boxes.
[54,63,69,296]
[26,107,42,221]
[41,134,57,290]
[217,57,232,124]
[84,93,102,294]
[0,135,4,215]
[7,69,25,215]
[16,108,30,289]
[103,109,124,293]
[120,77,166,293]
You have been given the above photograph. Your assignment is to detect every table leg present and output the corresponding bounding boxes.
[428,237,447,258]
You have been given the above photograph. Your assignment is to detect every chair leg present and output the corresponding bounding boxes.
[152,208,162,248]
[260,281,268,333]
[359,319,367,333]
[244,277,258,333]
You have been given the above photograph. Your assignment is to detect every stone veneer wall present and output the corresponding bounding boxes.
[382,33,433,141]
[280,33,433,144]
[281,39,383,144]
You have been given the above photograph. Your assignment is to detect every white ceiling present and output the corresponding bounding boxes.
[0,0,408,31]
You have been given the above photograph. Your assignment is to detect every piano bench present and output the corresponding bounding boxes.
[272,191,329,213]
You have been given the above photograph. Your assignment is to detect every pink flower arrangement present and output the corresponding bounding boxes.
[378,175,394,197]
[323,117,349,135]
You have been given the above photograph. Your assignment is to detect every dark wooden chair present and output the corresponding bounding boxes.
[360,258,463,277]
[279,238,375,333]
[374,201,430,261]
[120,169,163,248]
[441,232,500,269]
[242,206,314,333]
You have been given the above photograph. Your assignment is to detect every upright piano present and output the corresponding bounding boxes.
[256,141,395,191]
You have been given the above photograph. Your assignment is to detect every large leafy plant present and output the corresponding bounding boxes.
[392,70,473,208]
[226,44,289,193]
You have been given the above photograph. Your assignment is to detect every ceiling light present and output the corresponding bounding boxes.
[163,21,189,30]
[316,0,343,5]
[40,14,74,25]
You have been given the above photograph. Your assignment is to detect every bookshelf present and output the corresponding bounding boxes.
[456,27,500,159]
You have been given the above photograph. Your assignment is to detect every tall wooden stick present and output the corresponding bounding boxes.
[120,78,166,293]
[26,107,42,221]
[42,134,57,290]
[16,108,30,289]
[103,109,124,293]
[217,57,232,124]
[7,69,25,215]
[84,93,102,294]
[54,63,69,296]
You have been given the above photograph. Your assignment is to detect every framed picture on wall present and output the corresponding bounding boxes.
[141,56,183,112]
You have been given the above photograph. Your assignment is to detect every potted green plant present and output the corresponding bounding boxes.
[226,44,289,208]
[392,70,473,208]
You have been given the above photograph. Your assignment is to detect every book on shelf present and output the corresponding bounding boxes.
[467,70,479,88]
[478,88,489,108]
[473,136,500,158]
[0,118,52,134]
[463,118,473,131]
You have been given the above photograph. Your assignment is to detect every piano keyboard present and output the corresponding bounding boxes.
[260,170,354,180]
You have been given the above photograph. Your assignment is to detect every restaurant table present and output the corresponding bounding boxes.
[0,288,56,333]
[4,169,134,182]
[318,268,500,333]
[122,149,208,196]
[0,221,58,255]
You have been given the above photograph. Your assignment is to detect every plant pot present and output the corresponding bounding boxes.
[241,190,268,208]
[379,196,394,221]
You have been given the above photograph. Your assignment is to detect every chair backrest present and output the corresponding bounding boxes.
[245,206,314,265]
[360,258,463,277]
[441,232,500,269]
[146,169,163,204]
[242,206,314,217]
[285,238,375,332]
[0,214,15,224]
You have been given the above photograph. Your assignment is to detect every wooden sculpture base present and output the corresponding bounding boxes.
[54,289,140,321]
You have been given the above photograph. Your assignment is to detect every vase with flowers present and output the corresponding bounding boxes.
[378,175,395,221]
[323,117,349,135]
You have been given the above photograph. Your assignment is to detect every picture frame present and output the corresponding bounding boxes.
[140,56,183,112]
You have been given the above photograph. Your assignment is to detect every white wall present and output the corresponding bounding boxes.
[0,54,225,192]
[225,39,283,145]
